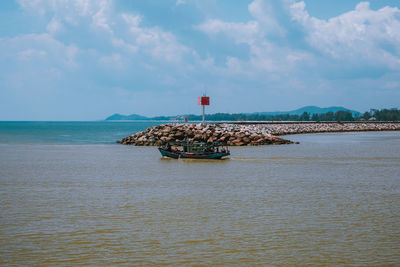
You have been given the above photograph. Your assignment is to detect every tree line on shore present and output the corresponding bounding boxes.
[163,108,400,122]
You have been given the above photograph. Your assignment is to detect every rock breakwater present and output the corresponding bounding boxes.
[258,122,400,136]
[118,123,292,146]
[118,122,400,146]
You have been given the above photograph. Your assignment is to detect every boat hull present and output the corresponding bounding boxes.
[159,148,229,159]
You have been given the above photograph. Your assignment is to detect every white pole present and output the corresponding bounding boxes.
[202,105,205,123]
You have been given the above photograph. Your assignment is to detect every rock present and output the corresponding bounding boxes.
[232,139,242,144]
[117,122,400,146]
[186,130,194,137]
[193,134,202,141]
[162,127,172,133]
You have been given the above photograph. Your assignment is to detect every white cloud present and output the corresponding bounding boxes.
[17,0,113,31]
[248,0,287,37]
[111,38,138,54]
[98,53,126,70]
[17,49,47,61]
[121,13,142,27]
[1,33,79,69]
[91,0,113,33]
[16,0,47,16]
[0,33,78,115]
[196,19,259,44]
[121,13,191,63]
[46,17,63,34]
[196,2,313,78]
[196,0,400,80]
[176,0,186,6]
[16,0,193,65]
[290,1,400,69]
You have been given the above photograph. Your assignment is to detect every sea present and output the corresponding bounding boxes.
[0,121,399,265]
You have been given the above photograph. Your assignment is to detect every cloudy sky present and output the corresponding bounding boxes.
[1,0,399,120]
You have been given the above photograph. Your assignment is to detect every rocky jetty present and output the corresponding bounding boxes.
[118,123,293,146]
[118,122,400,146]
[256,122,400,136]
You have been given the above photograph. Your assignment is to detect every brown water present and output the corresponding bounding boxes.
[1,132,399,265]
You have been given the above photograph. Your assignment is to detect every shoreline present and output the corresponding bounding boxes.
[118,122,400,146]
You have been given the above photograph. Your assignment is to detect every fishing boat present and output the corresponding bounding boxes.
[158,141,230,159]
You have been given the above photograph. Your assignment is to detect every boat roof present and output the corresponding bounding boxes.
[162,141,224,146]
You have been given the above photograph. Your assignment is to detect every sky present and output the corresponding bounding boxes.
[0,0,399,120]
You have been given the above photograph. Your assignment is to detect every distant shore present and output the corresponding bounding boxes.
[118,121,400,146]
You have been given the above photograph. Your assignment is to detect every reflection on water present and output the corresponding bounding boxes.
[0,132,400,265]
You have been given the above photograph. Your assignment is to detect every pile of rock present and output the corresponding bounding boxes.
[118,122,400,146]
[266,122,400,135]
[118,123,293,146]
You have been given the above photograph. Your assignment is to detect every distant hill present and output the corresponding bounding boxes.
[253,106,361,116]
[105,106,361,121]
[106,113,149,120]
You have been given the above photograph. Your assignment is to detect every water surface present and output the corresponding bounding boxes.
[0,128,399,265]
[0,121,163,144]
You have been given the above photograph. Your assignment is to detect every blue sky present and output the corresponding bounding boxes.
[0,0,399,120]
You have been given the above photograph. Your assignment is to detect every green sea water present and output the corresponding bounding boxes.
[0,121,163,144]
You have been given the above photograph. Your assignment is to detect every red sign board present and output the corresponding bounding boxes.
[198,96,210,106]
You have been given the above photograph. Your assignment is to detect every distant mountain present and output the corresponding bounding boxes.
[106,113,149,120]
[105,106,361,121]
[254,106,361,116]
